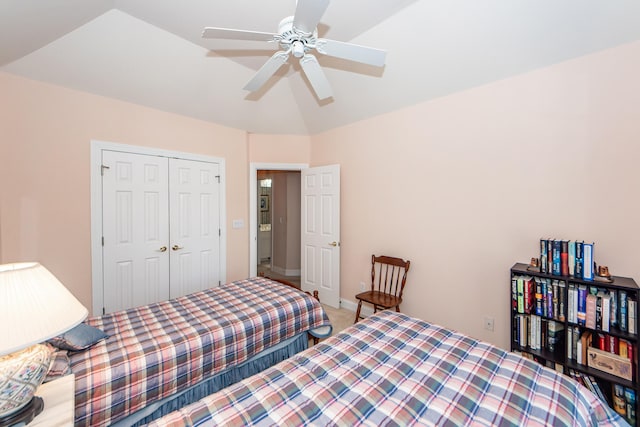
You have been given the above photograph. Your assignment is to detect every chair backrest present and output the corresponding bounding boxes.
[370,255,411,298]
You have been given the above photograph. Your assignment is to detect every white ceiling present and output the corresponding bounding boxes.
[1,0,639,135]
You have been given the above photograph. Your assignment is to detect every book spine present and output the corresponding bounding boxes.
[568,241,576,277]
[577,285,587,326]
[629,299,636,335]
[540,238,548,274]
[568,284,575,324]
[517,277,525,314]
[586,294,597,330]
[601,293,611,333]
[535,278,543,316]
[547,239,554,275]
[558,281,566,322]
[541,279,548,318]
[596,294,603,331]
[575,241,584,279]
[611,290,618,328]
[583,242,594,281]
[561,240,569,276]
[552,240,562,276]
[620,291,628,333]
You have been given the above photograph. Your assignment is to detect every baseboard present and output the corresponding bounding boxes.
[339,298,374,317]
[271,266,301,276]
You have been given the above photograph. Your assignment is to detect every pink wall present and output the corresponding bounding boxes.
[311,41,640,348]
[0,73,250,314]
[2,41,639,350]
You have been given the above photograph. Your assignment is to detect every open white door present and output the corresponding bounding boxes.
[301,165,340,308]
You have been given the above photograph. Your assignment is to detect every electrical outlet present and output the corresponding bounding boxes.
[484,316,495,332]
[359,281,366,291]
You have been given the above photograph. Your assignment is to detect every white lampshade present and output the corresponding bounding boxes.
[0,262,88,356]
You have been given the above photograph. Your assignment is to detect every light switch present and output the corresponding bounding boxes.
[232,219,244,229]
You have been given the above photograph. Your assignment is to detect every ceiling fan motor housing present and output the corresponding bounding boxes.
[278,16,317,57]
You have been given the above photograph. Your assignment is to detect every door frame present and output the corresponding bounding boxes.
[90,140,227,315]
[249,162,308,277]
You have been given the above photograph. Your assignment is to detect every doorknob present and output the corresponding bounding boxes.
[172,245,183,251]
[329,241,339,247]
[158,246,167,252]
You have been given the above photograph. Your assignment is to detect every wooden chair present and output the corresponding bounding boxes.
[354,255,411,323]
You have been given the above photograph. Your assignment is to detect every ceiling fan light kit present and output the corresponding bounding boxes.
[202,0,386,100]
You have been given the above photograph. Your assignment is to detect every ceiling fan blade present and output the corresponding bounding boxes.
[299,54,332,100]
[202,27,277,42]
[315,38,386,67]
[293,0,330,35]
[244,51,290,92]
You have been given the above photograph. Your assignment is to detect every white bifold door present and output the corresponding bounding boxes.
[102,150,221,313]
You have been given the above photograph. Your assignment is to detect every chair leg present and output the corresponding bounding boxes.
[354,300,363,323]
[395,305,400,312]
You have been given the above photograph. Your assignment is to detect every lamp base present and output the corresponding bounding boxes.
[0,396,43,427]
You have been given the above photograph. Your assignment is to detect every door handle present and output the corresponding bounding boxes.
[158,246,167,252]
[172,245,183,251]
[329,241,340,247]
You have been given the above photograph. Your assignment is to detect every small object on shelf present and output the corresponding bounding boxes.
[587,347,632,381]
[595,265,614,283]
[527,257,541,272]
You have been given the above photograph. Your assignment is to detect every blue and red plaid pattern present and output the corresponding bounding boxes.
[69,277,329,426]
[151,311,628,427]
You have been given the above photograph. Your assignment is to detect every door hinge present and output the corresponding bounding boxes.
[102,307,106,315]
[219,229,221,236]
[219,280,221,286]
[215,175,220,183]
[101,236,104,246]
[101,165,110,176]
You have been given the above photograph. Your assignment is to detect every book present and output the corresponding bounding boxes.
[624,388,636,425]
[534,278,543,316]
[567,284,576,324]
[595,293,602,331]
[620,290,628,333]
[547,239,554,275]
[546,279,553,320]
[540,238,548,274]
[585,293,598,329]
[558,281,566,322]
[599,292,611,333]
[552,240,562,276]
[568,241,576,277]
[547,320,564,352]
[575,241,584,279]
[560,240,569,276]
[516,277,524,314]
[629,299,636,335]
[610,289,619,328]
[583,242,594,281]
[577,285,588,326]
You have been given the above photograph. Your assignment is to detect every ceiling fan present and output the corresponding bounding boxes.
[202,0,386,100]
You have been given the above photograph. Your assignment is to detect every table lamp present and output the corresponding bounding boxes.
[0,262,88,425]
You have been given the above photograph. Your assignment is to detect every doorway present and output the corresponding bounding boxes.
[249,163,307,281]
[256,170,302,287]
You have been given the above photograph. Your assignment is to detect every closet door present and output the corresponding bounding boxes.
[102,151,170,313]
[169,158,221,299]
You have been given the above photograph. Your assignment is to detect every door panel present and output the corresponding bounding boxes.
[169,158,221,299]
[301,165,340,308]
[102,151,170,312]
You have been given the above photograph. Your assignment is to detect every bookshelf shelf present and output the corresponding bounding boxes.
[510,262,639,425]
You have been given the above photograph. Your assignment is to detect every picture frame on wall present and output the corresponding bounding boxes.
[260,195,269,211]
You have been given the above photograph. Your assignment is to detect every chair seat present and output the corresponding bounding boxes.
[355,290,402,309]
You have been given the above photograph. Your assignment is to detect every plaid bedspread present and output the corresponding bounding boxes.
[151,311,628,427]
[69,277,330,427]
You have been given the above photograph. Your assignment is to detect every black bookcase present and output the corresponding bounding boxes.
[510,262,639,425]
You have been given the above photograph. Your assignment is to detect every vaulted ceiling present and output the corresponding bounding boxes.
[2,1,639,135]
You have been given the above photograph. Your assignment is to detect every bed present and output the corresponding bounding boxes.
[62,277,331,427]
[150,310,627,427]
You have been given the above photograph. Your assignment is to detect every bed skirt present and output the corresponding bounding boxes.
[110,332,309,427]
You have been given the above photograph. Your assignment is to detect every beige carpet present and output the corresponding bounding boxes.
[322,304,355,336]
